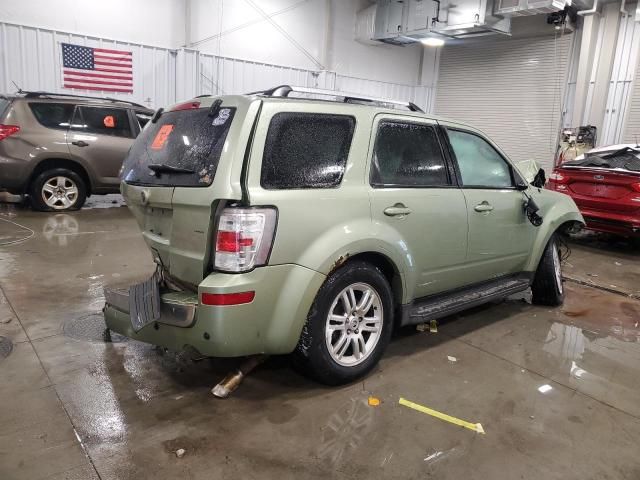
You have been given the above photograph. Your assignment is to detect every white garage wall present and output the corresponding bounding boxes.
[0,0,185,48]
[0,22,176,109]
[186,0,424,86]
[175,49,432,111]
[435,35,573,170]
[0,20,429,112]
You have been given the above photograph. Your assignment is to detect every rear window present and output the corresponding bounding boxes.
[121,106,236,187]
[564,148,640,172]
[29,103,75,130]
[261,113,355,189]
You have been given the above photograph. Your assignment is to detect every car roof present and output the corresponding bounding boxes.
[179,91,478,132]
[2,91,153,112]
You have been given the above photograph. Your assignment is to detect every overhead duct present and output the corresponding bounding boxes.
[357,0,572,45]
[495,0,571,17]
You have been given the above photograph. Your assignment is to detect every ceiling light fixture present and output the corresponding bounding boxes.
[421,37,445,47]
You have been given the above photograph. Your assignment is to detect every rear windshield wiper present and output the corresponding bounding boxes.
[147,163,195,175]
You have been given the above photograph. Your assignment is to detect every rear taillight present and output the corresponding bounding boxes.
[631,182,640,193]
[549,171,567,183]
[171,101,201,111]
[214,207,277,272]
[0,124,20,141]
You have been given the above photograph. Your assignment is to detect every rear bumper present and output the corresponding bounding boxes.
[580,208,640,237]
[0,155,30,193]
[103,264,326,357]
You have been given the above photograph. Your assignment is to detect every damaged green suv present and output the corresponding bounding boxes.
[104,86,584,385]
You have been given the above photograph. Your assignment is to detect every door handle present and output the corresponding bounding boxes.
[72,140,89,147]
[474,201,494,213]
[384,203,412,217]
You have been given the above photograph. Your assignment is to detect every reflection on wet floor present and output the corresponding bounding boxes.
[1,197,640,479]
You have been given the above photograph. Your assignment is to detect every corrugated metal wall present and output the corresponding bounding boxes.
[435,35,572,170]
[174,49,433,110]
[620,13,640,144]
[1,21,434,112]
[0,22,176,109]
[603,12,640,145]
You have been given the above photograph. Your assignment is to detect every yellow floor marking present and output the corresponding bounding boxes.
[399,397,485,434]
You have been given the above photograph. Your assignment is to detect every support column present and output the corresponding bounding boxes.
[586,1,622,130]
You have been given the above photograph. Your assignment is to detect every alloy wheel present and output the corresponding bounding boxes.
[42,176,79,210]
[325,282,383,367]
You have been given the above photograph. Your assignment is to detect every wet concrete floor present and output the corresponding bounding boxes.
[1,196,640,479]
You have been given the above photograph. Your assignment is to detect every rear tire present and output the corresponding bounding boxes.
[531,234,565,306]
[29,168,87,212]
[292,261,394,385]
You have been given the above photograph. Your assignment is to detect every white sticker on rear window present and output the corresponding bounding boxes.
[212,108,231,126]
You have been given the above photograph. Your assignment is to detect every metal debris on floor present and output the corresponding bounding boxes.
[211,355,267,398]
[399,397,485,434]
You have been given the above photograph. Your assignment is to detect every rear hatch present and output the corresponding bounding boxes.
[120,96,260,286]
[555,147,640,213]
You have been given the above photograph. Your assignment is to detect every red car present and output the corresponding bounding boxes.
[547,144,640,237]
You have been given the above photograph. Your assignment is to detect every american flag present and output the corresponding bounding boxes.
[61,43,133,93]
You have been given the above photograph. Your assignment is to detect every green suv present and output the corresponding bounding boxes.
[104,86,584,385]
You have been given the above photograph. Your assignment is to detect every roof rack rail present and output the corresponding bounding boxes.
[247,85,424,113]
[20,91,148,109]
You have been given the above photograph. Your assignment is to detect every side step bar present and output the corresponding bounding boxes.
[401,275,532,326]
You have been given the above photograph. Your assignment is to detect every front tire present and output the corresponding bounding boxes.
[531,234,565,306]
[293,261,394,385]
[29,168,87,212]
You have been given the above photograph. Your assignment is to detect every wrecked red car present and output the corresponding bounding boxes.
[547,144,640,238]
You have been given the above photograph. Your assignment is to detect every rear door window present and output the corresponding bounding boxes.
[261,112,355,189]
[371,121,450,187]
[72,106,133,138]
[29,103,75,130]
[121,106,236,187]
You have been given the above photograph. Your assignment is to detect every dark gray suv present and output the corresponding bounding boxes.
[0,91,153,211]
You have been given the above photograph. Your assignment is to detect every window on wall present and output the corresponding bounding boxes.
[72,106,133,138]
[371,121,450,187]
[261,112,355,189]
[447,129,513,188]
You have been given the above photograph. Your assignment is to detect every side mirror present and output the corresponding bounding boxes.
[531,168,546,188]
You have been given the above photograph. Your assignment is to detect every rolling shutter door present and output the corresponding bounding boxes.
[435,35,572,171]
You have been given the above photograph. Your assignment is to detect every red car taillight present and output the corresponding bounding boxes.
[549,170,568,183]
[0,124,20,141]
[631,182,640,193]
[213,207,277,272]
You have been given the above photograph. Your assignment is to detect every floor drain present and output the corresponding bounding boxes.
[0,336,13,359]
[63,313,128,343]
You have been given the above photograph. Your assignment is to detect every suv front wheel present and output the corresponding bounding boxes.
[531,234,565,306]
[30,168,87,211]
[293,261,394,385]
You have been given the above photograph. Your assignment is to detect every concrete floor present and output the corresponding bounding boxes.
[1,196,640,480]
